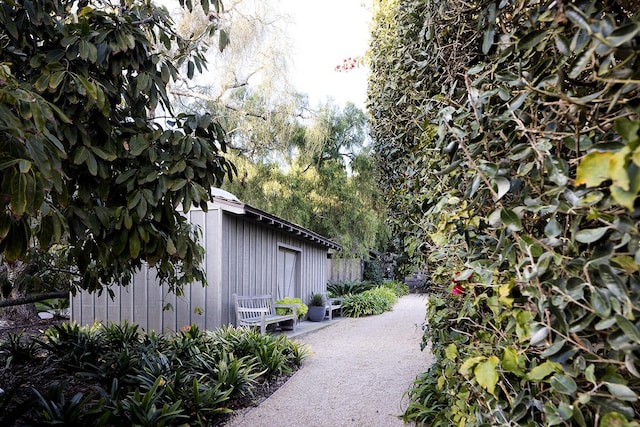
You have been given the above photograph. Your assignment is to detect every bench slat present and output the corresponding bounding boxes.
[232,293,298,334]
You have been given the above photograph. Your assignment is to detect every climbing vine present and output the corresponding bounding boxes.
[369,0,640,424]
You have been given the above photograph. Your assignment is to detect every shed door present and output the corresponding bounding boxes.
[277,247,300,300]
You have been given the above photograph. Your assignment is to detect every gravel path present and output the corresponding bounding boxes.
[226,294,433,427]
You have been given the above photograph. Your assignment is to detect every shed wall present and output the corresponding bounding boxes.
[71,208,330,332]
[71,208,223,333]
[217,213,329,326]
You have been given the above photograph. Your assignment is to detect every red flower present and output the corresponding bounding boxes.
[452,284,464,295]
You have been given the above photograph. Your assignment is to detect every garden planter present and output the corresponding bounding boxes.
[307,306,325,322]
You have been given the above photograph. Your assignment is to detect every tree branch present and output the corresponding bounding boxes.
[0,292,69,308]
[169,88,269,120]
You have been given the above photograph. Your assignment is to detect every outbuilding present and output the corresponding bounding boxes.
[71,189,341,332]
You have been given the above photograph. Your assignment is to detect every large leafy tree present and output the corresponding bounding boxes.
[224,102,388,256]
[0,0,235,315]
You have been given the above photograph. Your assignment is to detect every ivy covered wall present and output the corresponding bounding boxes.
[368,0,640,424]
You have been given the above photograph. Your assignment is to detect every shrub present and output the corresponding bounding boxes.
[275,297,308,320]
[370,0,640,424]
[39,322,105,369]
[327,280,376,297]
[363,259,385,283]
[342,287,398,317]
[0,331,39,366]
[380,280,409,297]
[9,322,309,426]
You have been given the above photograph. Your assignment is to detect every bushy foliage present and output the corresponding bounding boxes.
[327,280,376,297]
[0,0,235,295]
[363,258,386,283]
[342,287,398,317]
[0,322,308,425]
[380,281,409,297]
[275,297,308,320]
[369,0,640,425]
[222,102,389,256]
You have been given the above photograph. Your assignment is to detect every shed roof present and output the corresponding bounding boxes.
[207,190,342,251]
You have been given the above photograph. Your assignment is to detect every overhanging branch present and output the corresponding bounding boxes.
[0,292,69,308]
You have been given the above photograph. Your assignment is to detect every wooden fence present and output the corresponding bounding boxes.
[327,258,362,282]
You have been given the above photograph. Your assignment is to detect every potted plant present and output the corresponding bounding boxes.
[307,293,326,322]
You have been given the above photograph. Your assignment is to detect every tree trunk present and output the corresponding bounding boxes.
[0,260,38,323]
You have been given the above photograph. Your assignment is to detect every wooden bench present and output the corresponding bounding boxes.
[232,294,298,334]
[323,294,343,320]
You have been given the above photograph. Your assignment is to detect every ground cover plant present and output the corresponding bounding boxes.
[0,321,308,426]
[369,0,640,425]
[342,286,398,317]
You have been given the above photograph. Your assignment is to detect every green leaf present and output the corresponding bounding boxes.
[599,412,636,427]
[501,347,523,376]
[575,227,608,243]
[129,229,141,259]
[540,339,566,358]
[49,71,65,90]
[73,146,90,165]
[459,356,485,377]
[605,382,638,402]
[4,222,27,261]
[616,315,640,344]
[500,208,522,231]
[565,8,592,33]
[166,237,177,256]
[544,217,562,237]
[576,152,613,187]
[555,34,571,55]
[526,361,562,381]
[482,27,494,54]
[30,101,46,132]
[474,356,499,396]
[86,151,98,176]
[609,147,631,191]
[550,374,577,395]
[591,289,611,317]
[607,23,640,47]
[18,160,31,173]
[569,46,595,79]
[219,29,230,52]
[492,177,510,200]
[616,118,640,144]
[91,146,117,161]
[517,29,547,51]
[187,60,195,79]
[10,173,27,216]
[611,255,639,274]
[600,265,632,306]
[585,364,596,384]
[445,343,458,361]
[128,135,149,156]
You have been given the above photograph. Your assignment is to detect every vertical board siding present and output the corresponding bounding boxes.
[71,207,333,332]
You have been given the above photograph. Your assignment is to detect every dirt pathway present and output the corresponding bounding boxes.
[226,293,433,427]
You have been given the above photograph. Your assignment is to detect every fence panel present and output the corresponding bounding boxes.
[327,258,362,282]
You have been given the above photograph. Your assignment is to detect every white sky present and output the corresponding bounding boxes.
[159,0,371,109]
[280,0,371,109]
